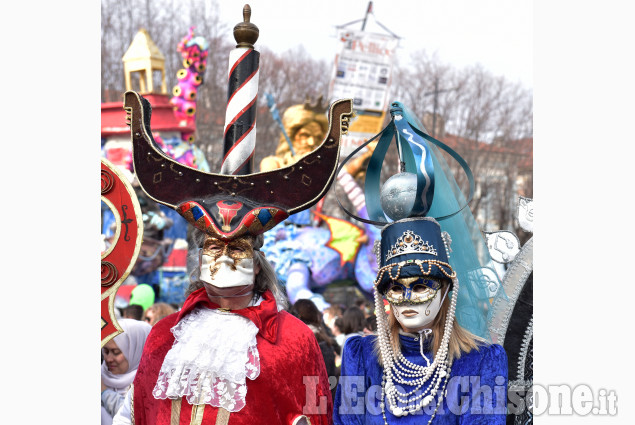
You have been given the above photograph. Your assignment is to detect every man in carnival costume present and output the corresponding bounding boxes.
[112,94,353,425]
[333,102,508,424]
[111,6,355,422]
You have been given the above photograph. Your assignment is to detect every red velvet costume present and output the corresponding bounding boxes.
[132,288,333,424]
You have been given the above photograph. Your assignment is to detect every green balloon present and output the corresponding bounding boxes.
[129,284,155,311]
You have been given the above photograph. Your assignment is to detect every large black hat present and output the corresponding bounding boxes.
[124,91,353,240]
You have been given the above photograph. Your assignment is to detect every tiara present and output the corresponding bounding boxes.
[385,229,438,262]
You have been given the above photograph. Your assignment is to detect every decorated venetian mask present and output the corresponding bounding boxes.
[385,277,445,331]
[200,236,256,288]
[384,277,442,305]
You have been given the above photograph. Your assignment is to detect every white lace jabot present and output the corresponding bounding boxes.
[152,307,260,412]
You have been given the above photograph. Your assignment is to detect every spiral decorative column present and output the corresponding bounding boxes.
[221,4,260,175]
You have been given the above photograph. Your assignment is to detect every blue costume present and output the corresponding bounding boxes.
[334,334,507,424]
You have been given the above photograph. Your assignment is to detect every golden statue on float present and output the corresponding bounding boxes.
[259,96,329,172]
[260,95,373,182]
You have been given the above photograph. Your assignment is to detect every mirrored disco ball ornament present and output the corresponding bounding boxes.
[379,172,418,221]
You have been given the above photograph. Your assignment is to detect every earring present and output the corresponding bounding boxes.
[395,309,400,317]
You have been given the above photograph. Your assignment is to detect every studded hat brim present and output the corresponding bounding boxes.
[376,261,455,295]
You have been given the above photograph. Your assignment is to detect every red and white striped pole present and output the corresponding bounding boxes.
[221,4,260,175]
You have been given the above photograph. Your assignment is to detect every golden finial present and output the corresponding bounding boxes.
[233,4,259,49]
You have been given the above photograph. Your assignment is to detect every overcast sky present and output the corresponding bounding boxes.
[214,0,533,89]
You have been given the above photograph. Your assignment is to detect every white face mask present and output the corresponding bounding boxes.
[391,289,444,332]
[199,236,257,289]
[200,253,255,288]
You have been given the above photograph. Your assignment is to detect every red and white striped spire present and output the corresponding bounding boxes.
[221,4,260,175]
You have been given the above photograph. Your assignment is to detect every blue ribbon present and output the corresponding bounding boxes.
[392,104,436,217]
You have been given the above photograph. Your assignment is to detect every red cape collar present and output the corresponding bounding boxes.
[175,288,279,343]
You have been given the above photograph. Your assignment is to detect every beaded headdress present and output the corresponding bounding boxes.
[337,102,472,292]
[337,101,497,336]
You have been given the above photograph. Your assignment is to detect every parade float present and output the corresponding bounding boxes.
[257,95,381,309]
[101,27,211,307]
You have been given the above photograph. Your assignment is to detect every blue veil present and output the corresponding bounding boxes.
[400,103,501,340]
[342,101,502,340]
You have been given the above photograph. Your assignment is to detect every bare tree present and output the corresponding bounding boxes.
[254,46,331,166]
[390,50,532,232]
[101,0,332,173]
[101,3,532,232]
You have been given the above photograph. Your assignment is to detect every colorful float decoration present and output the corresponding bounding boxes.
[170,26,209,141]
[101,158,143,346]
[258,95,380,308]
[101,27,212,308]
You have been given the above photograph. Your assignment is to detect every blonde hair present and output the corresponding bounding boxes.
[374,280,487,365]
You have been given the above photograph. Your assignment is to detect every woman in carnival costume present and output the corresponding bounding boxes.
[333,102,508,424]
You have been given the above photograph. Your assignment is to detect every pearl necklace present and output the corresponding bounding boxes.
[374,277,459,424]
